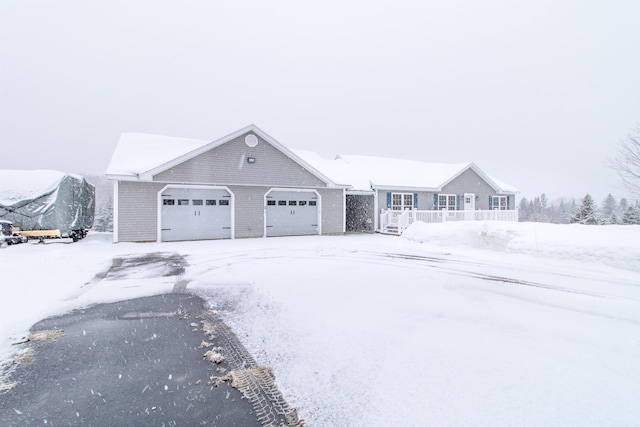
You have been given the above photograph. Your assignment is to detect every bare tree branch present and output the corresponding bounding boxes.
[608,124,640,197]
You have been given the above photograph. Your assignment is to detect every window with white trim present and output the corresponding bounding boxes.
[492,196,508,210]
[392,193,414,210]
[438,194,456,211]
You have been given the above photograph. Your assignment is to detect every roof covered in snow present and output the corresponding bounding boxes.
[106,126,518,194]
[295,152,518,194]
[106,133,212,177]
[488,175,519,194]
[0,170,70,205]
[295,152,471,192]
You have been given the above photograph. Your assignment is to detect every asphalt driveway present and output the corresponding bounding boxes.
[0,293,301,426]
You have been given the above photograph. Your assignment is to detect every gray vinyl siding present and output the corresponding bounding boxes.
[317,188,344,235]
[153,132,327,188]
[414,192,434,211]
[117,181,165,242]
[116,183,344,242]
[229,187,343,238]
[376,190,387,212]
[376,190,434,213]
[441,169,498,210]
[228,185,266,239]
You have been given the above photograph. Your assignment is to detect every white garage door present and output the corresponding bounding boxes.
[266,190,319,237]
[161,187,232,241]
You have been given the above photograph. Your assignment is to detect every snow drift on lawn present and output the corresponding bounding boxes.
[1,222,639,426]
[403,221,640,272]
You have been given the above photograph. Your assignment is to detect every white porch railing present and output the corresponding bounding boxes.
[379,209,519,235]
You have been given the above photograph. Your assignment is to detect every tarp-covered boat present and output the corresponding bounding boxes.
[0,170,95,240]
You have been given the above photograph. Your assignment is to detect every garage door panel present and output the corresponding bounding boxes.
[161,188,231,241]
[266,190,318,237]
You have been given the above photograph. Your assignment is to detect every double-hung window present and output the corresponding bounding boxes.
[438,194,456,211]
[491,196,508,210]
[392,193,414,210]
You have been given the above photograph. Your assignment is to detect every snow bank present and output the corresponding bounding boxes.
[402,221,640,272]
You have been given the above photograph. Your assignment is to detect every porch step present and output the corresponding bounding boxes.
[380,225,401,235]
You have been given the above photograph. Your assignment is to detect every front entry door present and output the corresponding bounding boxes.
[464,193,475,220]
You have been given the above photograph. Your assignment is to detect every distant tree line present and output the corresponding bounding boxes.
[518,193,640,225]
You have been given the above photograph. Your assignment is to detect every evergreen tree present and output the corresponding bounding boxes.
[517,198,530,222]
[620,198,629,212]
[601,194,618,224]
[570,194,601,224]
[550,199,571,224]
[93,203,114,232]
[529,195,550,222]
[540,193,548,211]
[622,206,640,224]
[568,199,577,221]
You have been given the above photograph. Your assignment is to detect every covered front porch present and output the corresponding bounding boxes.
[379,209,519,235]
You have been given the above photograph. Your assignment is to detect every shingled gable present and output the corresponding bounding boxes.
[107,124,338,187]
[438,162,512,195]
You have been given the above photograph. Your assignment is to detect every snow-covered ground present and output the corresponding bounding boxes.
[1,222,639,426]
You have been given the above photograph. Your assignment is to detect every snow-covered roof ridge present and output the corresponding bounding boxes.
[0,169,68,205]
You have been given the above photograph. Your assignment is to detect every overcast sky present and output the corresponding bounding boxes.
[1,0,639,202]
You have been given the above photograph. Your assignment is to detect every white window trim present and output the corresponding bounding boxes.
[492,195,508,211]
[391,192,414,211]
[438,194,457,211]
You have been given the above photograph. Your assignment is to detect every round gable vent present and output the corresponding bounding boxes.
[245,134,258,147]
